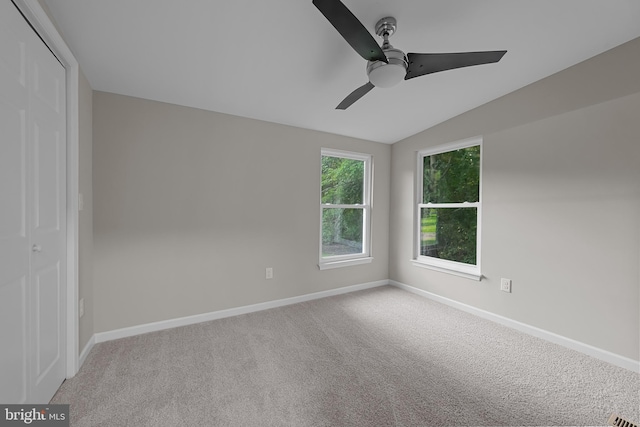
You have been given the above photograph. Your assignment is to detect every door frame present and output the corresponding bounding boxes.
[13,0,80,378]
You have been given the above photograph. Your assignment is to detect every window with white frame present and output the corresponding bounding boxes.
[414,138,482,280]
[319,149,372,269]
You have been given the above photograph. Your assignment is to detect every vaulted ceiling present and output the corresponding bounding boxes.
[44,0,640,143]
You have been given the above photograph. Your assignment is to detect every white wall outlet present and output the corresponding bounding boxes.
[266,267,273,279]
[78,193,84,211]
[500,278,512,293]
[79,298,85,318]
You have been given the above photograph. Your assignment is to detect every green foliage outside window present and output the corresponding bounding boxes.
[422,146,479,264]
[322,156,363,205]
[322,156,364,256]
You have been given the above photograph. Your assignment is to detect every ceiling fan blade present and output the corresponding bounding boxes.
[405,50,507,80]
[336,81,374,110]
[313,0,387,63]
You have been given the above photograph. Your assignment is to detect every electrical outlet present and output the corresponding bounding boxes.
[79,298,85,318]
[78,193,84,211]
[500,278,512,293]
[266,267,273,279]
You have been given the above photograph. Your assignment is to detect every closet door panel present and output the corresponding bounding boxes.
[33,263,61,382]
[1,0,67,404]
[0,0,31,404]
[28,20,67,403]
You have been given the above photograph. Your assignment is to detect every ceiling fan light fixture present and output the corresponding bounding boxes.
[367,62,406,88]
[313,2,507,109]
[367,47,408,88]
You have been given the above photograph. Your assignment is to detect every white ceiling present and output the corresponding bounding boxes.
[44,0,640,144]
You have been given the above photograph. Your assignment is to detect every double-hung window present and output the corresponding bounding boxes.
[414,137,482,280]
[319,149,372,270]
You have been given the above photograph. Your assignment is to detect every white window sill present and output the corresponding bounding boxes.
[319,257,373,270]
[411,259,482,281]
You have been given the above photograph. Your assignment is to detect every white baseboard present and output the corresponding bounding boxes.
[93,280,388,345]
[81,279,639,374]
[75,334,95,375]
[390,280,640,373]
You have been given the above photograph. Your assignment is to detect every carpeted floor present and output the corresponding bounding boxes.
[52,286,639,426]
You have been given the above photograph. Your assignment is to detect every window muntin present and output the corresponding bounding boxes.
[320,149,371,268]
[416,139,481,279]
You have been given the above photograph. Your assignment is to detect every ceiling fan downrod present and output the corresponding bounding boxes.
[312,0,507,109]
[367,17,408,88]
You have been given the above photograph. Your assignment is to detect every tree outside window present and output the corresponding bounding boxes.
[320,149,371,267]
[416,139,482,279]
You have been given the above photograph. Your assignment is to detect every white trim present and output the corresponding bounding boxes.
[411,259,482,281]
[319,148,373,266]
[418,202,480,209]
[78,335,95,369]
[85,279,639,374]
[14,0,81,378]
[95,280,388,343]
[390,280,640,373]
[321,204,367,209]
[414,137,482,278]
[319,256,373,270]
[417,136,483,157]
[321,148,370,162]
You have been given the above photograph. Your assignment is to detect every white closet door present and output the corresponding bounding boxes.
[0,0,30,403]
[0,0,67,404]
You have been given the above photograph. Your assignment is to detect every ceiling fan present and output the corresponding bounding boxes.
[313,0,507,109]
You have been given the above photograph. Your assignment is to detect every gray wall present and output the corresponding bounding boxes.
[389,38,640,360]
[92,92,390,333]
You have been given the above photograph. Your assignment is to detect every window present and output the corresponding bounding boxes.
[414,138,482,280]
[319,149,372,270]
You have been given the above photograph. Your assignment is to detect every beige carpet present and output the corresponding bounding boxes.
[52,286,639,426]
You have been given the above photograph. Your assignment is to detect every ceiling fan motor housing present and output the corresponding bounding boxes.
[312,1,507,109]
[367,46,408,88]
[367,17,407,88]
